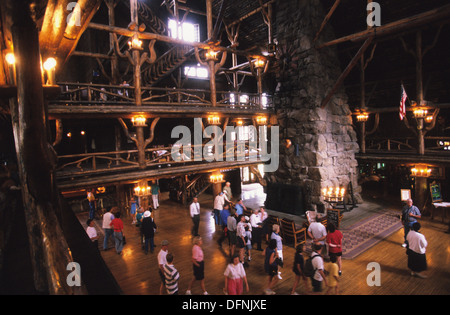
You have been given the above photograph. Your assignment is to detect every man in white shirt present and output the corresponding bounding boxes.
[158,240,170,294]
[308,216,328,257]
[311,243,328,294]
[213,192,226,225]
[249,209,263,251]
[86,219,98,249]
[190,197,201,236]
[102,207,115,251]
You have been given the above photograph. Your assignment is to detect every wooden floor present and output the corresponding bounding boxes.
[90,192,450,295]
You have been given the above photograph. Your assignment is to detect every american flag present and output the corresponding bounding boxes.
[399,84,407,120]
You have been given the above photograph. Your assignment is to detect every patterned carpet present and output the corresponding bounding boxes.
[340,210,403,259]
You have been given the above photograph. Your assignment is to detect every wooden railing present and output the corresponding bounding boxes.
[56,143,263,178]
[365,136,450,154]
[53,82,274,110]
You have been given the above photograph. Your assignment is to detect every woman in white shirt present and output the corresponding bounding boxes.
[224,254,249,295]
[406,222,428,279]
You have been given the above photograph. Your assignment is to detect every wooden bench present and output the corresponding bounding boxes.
[279,218,307,248]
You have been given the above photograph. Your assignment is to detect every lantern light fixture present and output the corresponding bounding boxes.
[131,115,147,127]
[207,115,220,125]
[210,173,224,183]
[5,53,15,65]
[255,116,268,125]
[205,48,219,61]
[253,58,266,69]
[411,165,431,177]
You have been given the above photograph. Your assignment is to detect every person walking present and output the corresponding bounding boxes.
[308,216,328,257]
[325,255,340,295]
[190,197,201,236]
[151,181,160,210]
[163,253,180,295]
[213,192,226,225]
[158,240,170,294]
[223,254,249,295]
[310,243,328,294]
[186,236,208,295]
[110,211,124,255]
[87,188,96,219]
[271,224,283,280]
[263,239,279,295]
[401,198,422,248]
[102,207,115,251]
[291,244,308,295]
[406,222,428,279]
[141,210,157,254]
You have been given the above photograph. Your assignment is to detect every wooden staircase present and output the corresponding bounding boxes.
[169,173,211,205]
[143,45,193,86]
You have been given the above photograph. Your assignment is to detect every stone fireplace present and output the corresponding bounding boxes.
[265,0,362,213]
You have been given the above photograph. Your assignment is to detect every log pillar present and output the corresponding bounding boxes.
[9,0,79,294]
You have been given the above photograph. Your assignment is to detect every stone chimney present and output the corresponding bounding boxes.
[266,0,362,212]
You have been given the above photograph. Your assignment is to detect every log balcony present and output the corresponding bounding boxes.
[55,143,267,190]
[356,136,450,166]
[47,82,274,119]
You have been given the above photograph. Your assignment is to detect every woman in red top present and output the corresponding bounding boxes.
[110,210,124,255]
[326,223,343,276]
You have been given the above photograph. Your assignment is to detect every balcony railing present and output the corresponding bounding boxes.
[52,82,274,110]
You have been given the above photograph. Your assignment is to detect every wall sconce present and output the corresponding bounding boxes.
[207,115,220,125]
[322,186,346,203]
[5,52,16,85]
[425,115,433,123]
[255,116,268,125]
[411,165,431,177]
[131,116,147,127]
[413,108,428,119]
[210,173,224,183]
[356,112,369,122]
[43,57,57,85]
[205,49,218,61]
[128,35,143,50]
[235,119,244,126]
[253,58,266,69]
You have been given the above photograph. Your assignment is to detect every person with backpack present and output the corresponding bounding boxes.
[304,243,328,294]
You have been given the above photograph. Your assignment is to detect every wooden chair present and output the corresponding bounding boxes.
[279,218,307,248]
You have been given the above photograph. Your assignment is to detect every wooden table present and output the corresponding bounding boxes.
[432,202,450,222]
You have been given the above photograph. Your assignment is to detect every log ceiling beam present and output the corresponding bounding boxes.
[87,22,267,60]
[321,36,374,108]
[316,3,450,49]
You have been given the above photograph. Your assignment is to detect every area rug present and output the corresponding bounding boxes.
[340,210,403,259]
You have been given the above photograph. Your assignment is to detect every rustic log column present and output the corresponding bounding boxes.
[9,0,79,294]
[130,0,146,168]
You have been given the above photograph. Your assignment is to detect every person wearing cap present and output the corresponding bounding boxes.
[158,240,170,294]
[141,210,157,254]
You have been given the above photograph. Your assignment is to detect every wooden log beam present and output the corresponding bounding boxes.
[87,22,266,60]
[313,0,341,42]
[321,36,374,108]
[316,3,450,49]
[56,159,265,190]
[9,0,82,295]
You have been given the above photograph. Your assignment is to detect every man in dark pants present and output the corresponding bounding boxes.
[190,197,201,236]
[401,198,421,247]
